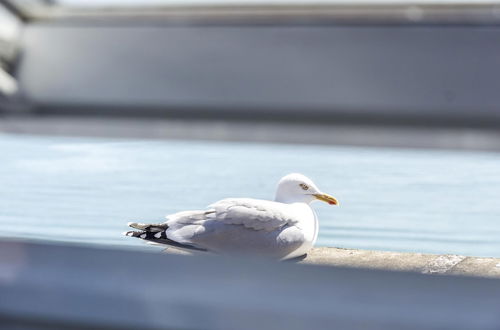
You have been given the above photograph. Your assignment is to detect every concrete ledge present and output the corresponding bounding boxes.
[300,247,500,279]
[164,246,500,278]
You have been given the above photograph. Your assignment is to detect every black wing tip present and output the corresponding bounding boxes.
[123,230,167,239]
[127,221,169,232]
[122,230,142,238]
[123,229,208,252]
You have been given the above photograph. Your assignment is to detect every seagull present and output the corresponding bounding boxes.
[124,173,338,260]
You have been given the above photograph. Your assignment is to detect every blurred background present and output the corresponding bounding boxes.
[2,0,500,258]
[3,1,500,330]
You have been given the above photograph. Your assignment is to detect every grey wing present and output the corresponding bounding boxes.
[163,199,306,258]
[208,198,300,231]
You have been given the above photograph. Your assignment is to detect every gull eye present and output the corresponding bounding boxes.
[299,183,309,190]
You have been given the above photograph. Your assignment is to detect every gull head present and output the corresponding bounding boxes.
[274,173,339,205]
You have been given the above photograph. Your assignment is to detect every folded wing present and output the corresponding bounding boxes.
[163,198,306,253]
[126,198,309,258]
[207,198,300,231]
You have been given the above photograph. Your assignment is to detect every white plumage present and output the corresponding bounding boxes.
[125,173,338,260]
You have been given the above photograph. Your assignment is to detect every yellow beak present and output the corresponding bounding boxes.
[313,193,339,205]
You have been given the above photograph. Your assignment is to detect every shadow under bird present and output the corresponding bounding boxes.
[124,173,338,260]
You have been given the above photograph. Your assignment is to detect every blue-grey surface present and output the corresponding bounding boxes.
[1,133,500,257]
[17,24,500,123]
[2,240,500,330]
